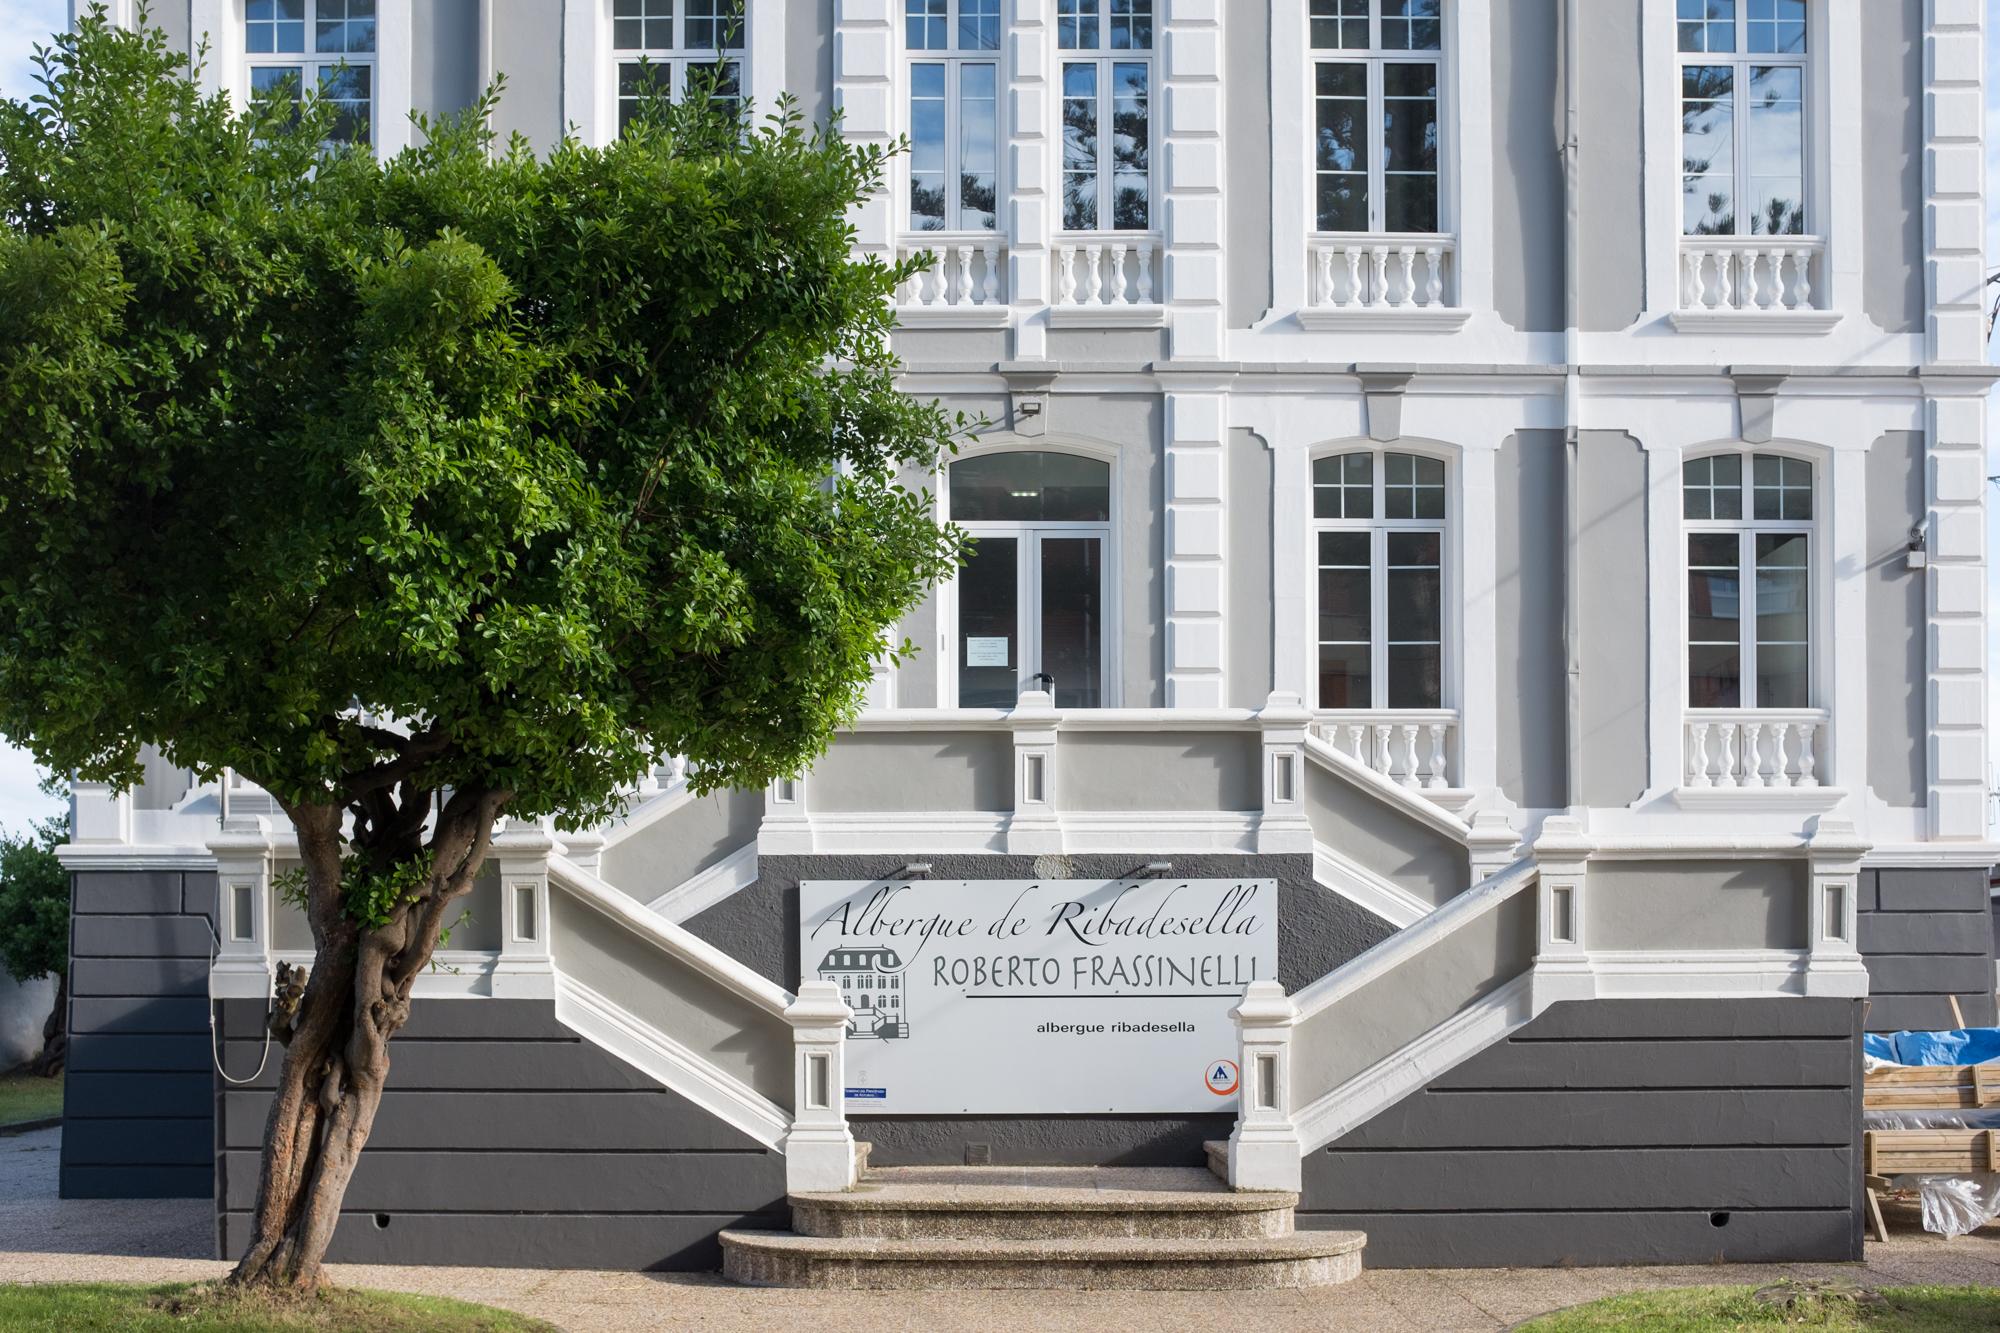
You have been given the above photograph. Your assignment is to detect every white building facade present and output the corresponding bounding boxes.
[62,0,1996,1274]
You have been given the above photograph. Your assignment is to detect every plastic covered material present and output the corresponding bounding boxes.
[1873,1028,2000,1067]
[1914,1175,2000,1239]
[1862,1032,1900,1064]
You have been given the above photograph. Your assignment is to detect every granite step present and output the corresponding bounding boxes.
[718,1230,1367,1290]
[790,1165,1299,1241]
[1204,1138,1229,1180]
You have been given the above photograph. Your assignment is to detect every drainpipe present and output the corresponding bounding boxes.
[1558,0,1584,811]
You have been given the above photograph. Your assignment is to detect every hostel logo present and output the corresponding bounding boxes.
[1204,1059,1240,1097]
[818,947,911,1041]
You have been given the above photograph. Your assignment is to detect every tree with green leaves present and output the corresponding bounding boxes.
[0,781,69,1078]
[0,11,961,1288]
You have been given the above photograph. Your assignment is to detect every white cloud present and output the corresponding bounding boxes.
[0,0,70,102]
[0,742,62,842]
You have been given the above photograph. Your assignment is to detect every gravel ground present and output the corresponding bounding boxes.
[5,1127,1998,1332]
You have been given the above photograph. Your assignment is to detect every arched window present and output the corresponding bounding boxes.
[1683,451,1813,709]
[949,452,1112,709]
[1312,450,1446,710]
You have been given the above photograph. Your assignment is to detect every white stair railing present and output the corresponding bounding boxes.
[1683,709,1828,789]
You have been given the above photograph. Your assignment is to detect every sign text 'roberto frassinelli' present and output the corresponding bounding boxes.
[798,879,1278,1114]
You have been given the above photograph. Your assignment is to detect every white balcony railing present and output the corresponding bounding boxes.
[1312,711,1459,791]
[1684,709,1827,789]
[896,232,1007,312]
[1054,233,1161,307]
[1677,236,1825,314]
[1307,233,1457,311]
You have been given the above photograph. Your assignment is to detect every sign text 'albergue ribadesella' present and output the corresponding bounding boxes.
[799,879,1278,1114]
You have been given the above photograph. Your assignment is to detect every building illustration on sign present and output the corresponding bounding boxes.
[818,946,909,1041]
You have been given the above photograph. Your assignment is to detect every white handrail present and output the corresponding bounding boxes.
[1288,856,1537,1024]
[548,855,793,1017]
[1301,731,1474,845]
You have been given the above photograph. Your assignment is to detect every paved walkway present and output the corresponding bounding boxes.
[6,1127,2000,1332]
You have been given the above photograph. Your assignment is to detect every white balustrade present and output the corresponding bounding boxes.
[897,233,1006,309]
[1307,234,1456,310]
[1054,234,1161,306]
[1683,710,1828,789]
[1313,711,1458,790]
[1678,237,1824,313]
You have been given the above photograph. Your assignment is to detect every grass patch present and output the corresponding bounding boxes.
[0,1073,62,1129]
[0,1282,558,1332]
[1521,1281,2000,1331]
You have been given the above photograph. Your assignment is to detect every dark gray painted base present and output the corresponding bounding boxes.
[686,852,1391,1167]
[214,998,786,1271]
[62,870,218,1200]
[1859,867,1996,1031]
[1299,998,1863,1268]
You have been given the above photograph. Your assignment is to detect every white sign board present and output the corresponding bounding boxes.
[799,879,1278,1114]
[963,636,1011,668]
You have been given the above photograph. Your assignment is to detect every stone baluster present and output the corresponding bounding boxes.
[1687,722,1711,787]
[1368,247,1389,308]
[953,244,973,306]
[1136,243,1156,303]
[1423,246,1444,306]
[1796,721,1819,788]
[1080,243,1103,304]
[1109,242,1130,303]
[1343,248,1363,307]
[1425,723,1450,789]
[1397,724,1420,788]
[1394,248,1416,308]
[1790,248,1813,308]
[1683,249,1705,309]
[980,238,1000,305]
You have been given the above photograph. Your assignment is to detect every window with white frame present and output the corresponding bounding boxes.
[1312,450,1446,711]
[1684,452,1812,709]
[1057,0,1152,232]
[612,0,745,134]
[1677,0,1807,236]
[245,0,376,146]
[906,0,1001,232]
[1309,0,1442,234]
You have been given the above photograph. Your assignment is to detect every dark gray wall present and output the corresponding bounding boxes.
[1491,0,1563,333]
[1496,431,1566,807]
[1859,0,1924,334]
[214,998,785,1271]
[1228,428,1273,709]
[1575,0,1645,330]
[1865,433,1925,809]
[683,851,1394,1168]
[1575,431,1649,806]
[1859,867,1997,1032]
[1299,998,1863,1267]
[62,870,217,1199]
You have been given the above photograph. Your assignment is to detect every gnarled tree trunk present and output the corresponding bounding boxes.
[25,971,66,1077]
[229,784,508,1290]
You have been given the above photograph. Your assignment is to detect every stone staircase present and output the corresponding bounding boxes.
[720,1162,1365,1290]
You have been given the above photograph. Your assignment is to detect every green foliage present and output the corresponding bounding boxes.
[0,10,964,841]
[0,1281,560,1331]
[0,786,67,983]
[1519,1283,2000,1332]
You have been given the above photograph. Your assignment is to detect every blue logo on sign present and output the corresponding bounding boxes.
[846,1087,888,1100]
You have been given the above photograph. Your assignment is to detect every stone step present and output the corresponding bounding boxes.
[1204,1138,1229,1181]
[718,1230,1366,1291]
[791,1165,1299,1241]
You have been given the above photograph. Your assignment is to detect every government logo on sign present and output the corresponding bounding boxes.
[1204,1059,1240,1096]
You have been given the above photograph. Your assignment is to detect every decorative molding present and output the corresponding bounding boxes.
[1313,843,1429,930]
[1045,305,1169,329]
[554,973,790,1150]
[1671,786,1849,812]
[894,306,1013,329]
[1296,308,1473,334]
[1301,733,1474,846]
[1667,311,1842,336]
[647,843,760,922]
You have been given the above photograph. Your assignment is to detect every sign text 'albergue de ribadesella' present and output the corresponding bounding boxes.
[799,879,1279,1113]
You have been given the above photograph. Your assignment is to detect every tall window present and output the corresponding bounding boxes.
[907,0,1000,231]
[1313,451,1446,711]
[1309,0,1442,234]
[950,452,1110,710]
[612,0,745,133]
[1058,1,1152,232]
[1678,0,1807,236]
[245,0,376,146]
[1684,452,1812,708]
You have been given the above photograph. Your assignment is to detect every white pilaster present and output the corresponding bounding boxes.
[1529,816,1594,1007]
[1006,0,1051,359]
[1225,980,1301,1192]
[1159,0,1225,359]
[784,980,858,1192]
[834,0,898,270]
[208,816,276,1000]
[747,0,786,123]
[1256,692,1312,854]
[1006,690,1062,854]
[491,823,556,999]
[1804,817,1871,997]
[1164,392,1228,706]
[70,780,133,845]
[758,770,812,855]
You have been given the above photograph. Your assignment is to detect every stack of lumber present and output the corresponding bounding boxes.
[1863,1055,2000,1240]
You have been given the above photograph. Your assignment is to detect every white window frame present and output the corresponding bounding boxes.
[901,0,1005,236]
[188,0,411,157]
[1306,3,1448,237]
[1267,0,1485,325]
[1309,447,1452,713]
[1682,448,1818,712]
[1674,2,1813,239]
[607,0,747,134]
[563,0,777,149]
[1055,2,1155,235]
[935,442,1123,710]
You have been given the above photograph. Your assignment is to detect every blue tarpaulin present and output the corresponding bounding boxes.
[1869,1028,2000,1066]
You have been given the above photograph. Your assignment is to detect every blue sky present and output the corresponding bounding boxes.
[0,5,1996,836]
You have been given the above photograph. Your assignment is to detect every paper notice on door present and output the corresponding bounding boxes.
[964,637,1011,668]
